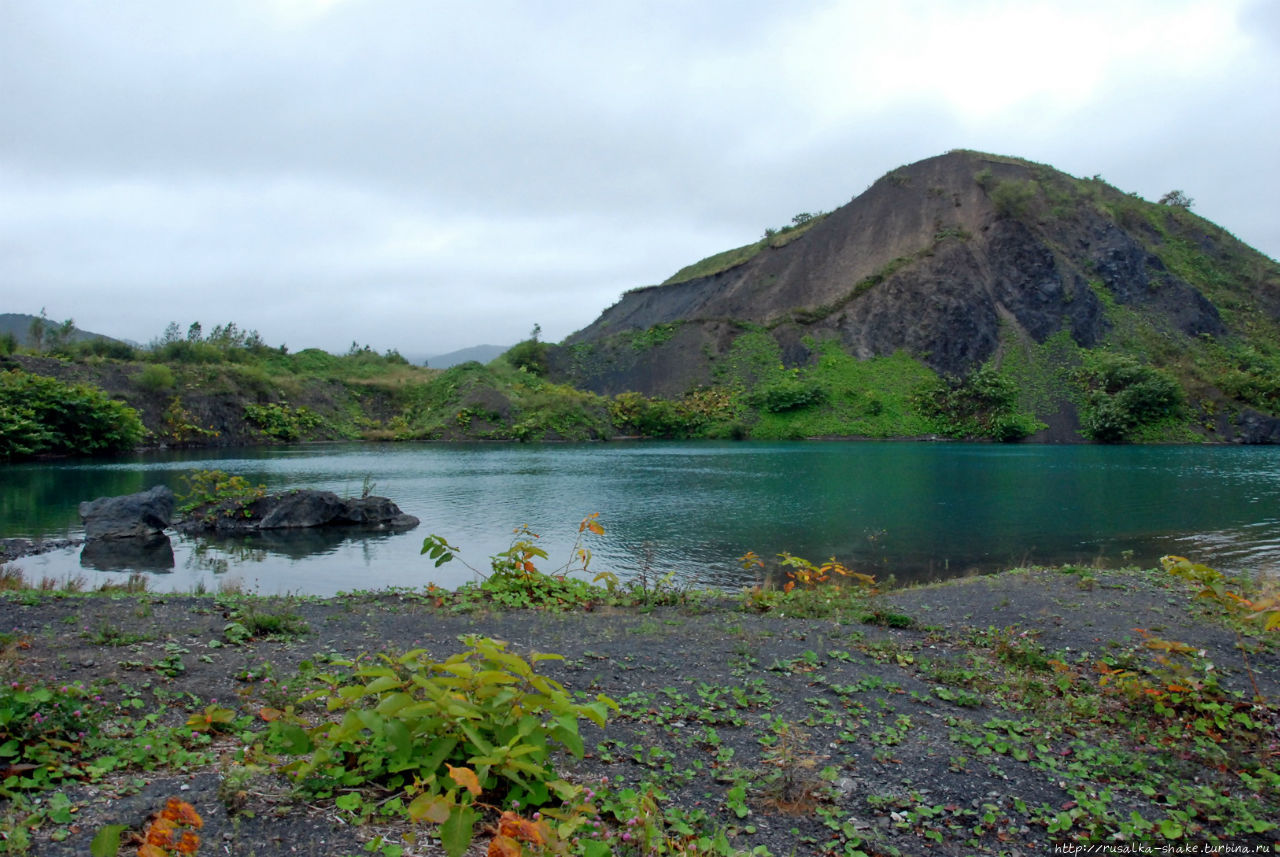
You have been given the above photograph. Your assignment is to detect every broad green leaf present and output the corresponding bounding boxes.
[364,675,403,694]
[551,714,584,756]
[417,736,459,776]
[440,804,479,857]
[271,723,313,755]
[384,717,412,762]
[375,691,416,716]
[475,670,519,686]
[459,724,494,754]
[90,824,128,857]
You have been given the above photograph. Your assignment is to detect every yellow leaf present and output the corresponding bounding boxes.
[447,764,482,795]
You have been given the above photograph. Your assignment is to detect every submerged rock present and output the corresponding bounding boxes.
[79,485,175,540]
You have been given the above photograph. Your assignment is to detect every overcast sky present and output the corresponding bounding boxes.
[2,0,1277,357]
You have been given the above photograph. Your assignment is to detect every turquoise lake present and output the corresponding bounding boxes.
[3,441,1279,596]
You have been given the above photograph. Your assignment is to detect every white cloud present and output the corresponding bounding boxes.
[1,0,1276,351]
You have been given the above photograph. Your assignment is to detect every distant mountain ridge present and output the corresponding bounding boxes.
[424,344,510,368]
[0,313,127,348]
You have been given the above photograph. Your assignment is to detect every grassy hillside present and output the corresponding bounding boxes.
[0,325,617,459]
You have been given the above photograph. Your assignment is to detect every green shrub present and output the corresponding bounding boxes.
[915,364,1044,441]
[988,179,1038,219]
[176,469,267,516]
[74,338,139,360]
[272,636,615,856]
[504,339,548,376]
[749,377,827,413]
[0,370,145,459]
[244,402,324,441]
[1077,352,1184,442]
[138,363,175,392]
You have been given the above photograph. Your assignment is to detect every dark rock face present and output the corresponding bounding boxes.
[554,150,1254,401]
[1234,409,1280,444]
[177,490,419,534]
[79,486,175,540]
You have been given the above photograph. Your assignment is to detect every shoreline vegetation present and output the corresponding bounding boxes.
[0,542,1276,856]
[0,330,1266,462]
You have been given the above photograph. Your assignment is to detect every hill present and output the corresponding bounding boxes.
[549,150,1280,442]
[425,343,510,368]
[0,312,130,349]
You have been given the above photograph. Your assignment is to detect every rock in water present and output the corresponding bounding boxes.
[177,489,419,533]
[258,490,346,529]
[337,496,421,529]
[79,485,175,540]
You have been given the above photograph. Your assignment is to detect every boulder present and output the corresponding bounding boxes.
[177,489,419,533]
[336,496,421,529]
[79,485,175,540]
[258,490,346,529]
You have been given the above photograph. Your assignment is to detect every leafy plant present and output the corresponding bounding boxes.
[161,397,219,444]
[243,402,324,441]
[176,469,267,518]
[914,364,1044,441]
[423,515,613,610]
[1076,352,1184,442]
[0,370,145,459]
[270,635,616,856]
[739,551,879,618]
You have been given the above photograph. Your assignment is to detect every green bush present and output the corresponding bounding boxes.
[988,179,1038,219]
[915,365,1043,441]
[75,338,139,360]
[0,370,145,459]
[505,339,548,376]
[272,636,615,856]
[244,402,324,441]
[748,377,827,413]
[176,469,268,516]
[1077,352,1184,442]
[138,363,175,392]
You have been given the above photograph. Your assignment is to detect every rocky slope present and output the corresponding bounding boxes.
[550,150,1280,441]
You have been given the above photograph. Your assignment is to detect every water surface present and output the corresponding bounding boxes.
[3,441,1278,596]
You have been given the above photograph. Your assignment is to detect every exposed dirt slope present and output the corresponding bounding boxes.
[555,150,1276,392]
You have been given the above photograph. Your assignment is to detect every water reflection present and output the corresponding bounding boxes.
[80,535,175,571]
